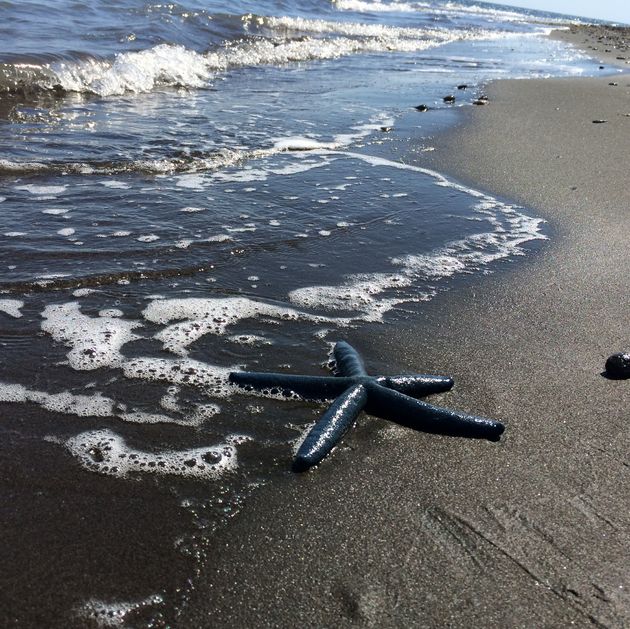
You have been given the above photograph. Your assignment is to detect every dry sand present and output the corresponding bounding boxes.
[176,46,630,629]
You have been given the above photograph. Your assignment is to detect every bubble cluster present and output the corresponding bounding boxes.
[0,298,24,319]
[143,297,308,355]
[0,380,218,427]
[227,334,272,346]
[0,382,116,417]
[66,428,238,479]
[41,302,142,370]
[14,184,67,195]
[122,357,235,397]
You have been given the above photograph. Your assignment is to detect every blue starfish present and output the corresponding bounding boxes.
[229,341,504,472]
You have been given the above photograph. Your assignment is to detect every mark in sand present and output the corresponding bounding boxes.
[230,341,504,472]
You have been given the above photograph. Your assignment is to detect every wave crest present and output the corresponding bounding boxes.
[0,15,506,98]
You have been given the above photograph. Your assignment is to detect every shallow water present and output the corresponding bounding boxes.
[0,0,610,625]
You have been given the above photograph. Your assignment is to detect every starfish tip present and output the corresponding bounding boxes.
[292,456,313,473]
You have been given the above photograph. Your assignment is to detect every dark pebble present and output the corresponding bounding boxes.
[443,95,456,103]
[605,352,630,379]
[380,126,393,132]
[473,99,487,105]
[592,119,608,123]
[599,65,605,69]
[457,84,468,90]
[415,104,429,112]
[609,82,618,86]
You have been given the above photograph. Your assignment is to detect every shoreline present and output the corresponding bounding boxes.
[551,24,630,68]
[174,41,630,629]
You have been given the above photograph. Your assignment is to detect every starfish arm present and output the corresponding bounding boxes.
[376,375,454,398]
[334,341,368,377]
[293,383,368,472]
[229,372,355,400]
[365,383,504,441]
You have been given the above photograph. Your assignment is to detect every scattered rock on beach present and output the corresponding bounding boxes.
[592,119,608,123]
[415,104,429,112]
[380,126,393,132]
[605,352,630,379]
[457,84,468,90]
[473,99,487,106]
[443,95,456,103]
[609,81,618,86]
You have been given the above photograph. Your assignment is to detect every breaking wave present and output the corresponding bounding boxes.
[0,15,511,97]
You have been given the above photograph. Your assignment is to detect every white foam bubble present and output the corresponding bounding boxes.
[57,227,76,236]
[66,428,238,479]
[206,234,232,242]
[100,180,131,189]
[15,184,66,195]
[290,272,415,320]
[0,379,216,428]
[122,356,235,398]
[227,334,272,346]
[333,0,417,11]
[4,231,26,237]
[0,299,24,318]
[118,410,203,427]
[0,382,116,417]
[175,174,207,189]
[137,234,159,243]
[273,136,337,151]
[142,297,344,356]
[42,208,69,215]
[41,302,142,370]
[179,206,205,213]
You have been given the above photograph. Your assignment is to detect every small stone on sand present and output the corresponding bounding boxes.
[605,352,630,379]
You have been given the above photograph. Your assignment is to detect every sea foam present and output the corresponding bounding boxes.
[41,302,142,370]
[65,428,239,479]
[0,299,24,318]
[142,296,345,356]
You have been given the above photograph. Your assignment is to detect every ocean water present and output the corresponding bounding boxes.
[0,0,607,625]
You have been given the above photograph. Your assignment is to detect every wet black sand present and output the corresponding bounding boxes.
[175,40,630,629]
